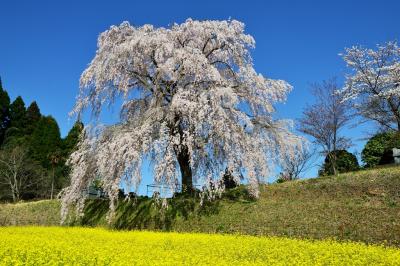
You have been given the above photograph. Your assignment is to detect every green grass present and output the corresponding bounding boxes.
[0,200,60,226]
[1,166,400,246]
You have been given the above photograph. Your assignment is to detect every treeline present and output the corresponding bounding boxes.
[0,78,82,202]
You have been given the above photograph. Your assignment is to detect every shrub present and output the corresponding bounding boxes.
[222,185,255,201]
[320,150,359,176]
[276,172,293,183]
[222,169,238,189]
[362,131,400,168]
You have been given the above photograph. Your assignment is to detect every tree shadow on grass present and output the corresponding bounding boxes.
[80,199,109,226]
[81,195,222,230]
[80,185,253,230]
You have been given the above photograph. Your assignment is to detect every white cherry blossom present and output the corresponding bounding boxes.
[61,19,300,223]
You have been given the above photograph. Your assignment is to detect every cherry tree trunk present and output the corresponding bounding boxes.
[176,146,194,194]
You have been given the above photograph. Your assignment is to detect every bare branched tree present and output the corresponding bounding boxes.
[0,146,43,202]
[298,78,353,175]
[280,143,317,180]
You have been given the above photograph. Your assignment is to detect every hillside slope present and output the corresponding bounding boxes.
[1,166,399,245]
[0,200,60,226]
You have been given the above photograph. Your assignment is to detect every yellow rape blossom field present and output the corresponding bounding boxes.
[0,227,399,265]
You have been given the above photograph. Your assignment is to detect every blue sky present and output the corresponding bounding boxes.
[1,0,399,190]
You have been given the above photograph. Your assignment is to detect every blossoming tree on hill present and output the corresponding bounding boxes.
[341,41,400,131]
[61,19,300,222]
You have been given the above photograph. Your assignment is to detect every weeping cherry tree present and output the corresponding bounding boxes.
[61,19,300,223]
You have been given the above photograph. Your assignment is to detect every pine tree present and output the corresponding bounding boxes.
[25,101,41,135]
[63,121,83,156]
[29,116,62,169]
[0,77,11,145]
[4,96,26,145]
[53,121,84,193]
[9,96,26,128]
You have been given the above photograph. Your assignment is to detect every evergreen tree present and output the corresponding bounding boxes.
[29,116,62,169]
[8,96,26,134]
[0,80,83,200]
[9,96,26,129]
[25,101,41,135]
[320,150,359,176]
[63,121,83,156]
[54,121,84,193]
[4,96,26,145]
[0,77,11,145]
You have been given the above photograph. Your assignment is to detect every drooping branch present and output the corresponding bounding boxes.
[62,18,300,223]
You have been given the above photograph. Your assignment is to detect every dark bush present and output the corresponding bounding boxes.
[222,169,238,189]
[320,150,359,176]
[362,131,400,168]
[222,185,255,201]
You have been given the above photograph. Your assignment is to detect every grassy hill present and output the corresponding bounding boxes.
[0,200,60,226]
[1,166,399,246]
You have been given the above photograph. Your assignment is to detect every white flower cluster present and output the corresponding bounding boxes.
[61,19,300,223]
[342,42,400,100]
[340,41,400,130]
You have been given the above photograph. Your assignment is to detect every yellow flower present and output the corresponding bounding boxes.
[0,227,399,265]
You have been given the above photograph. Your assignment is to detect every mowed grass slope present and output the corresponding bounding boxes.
[1,166,399,245]
[0,227,399,265]
[174,166,400,245]
[0,200,60,226]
